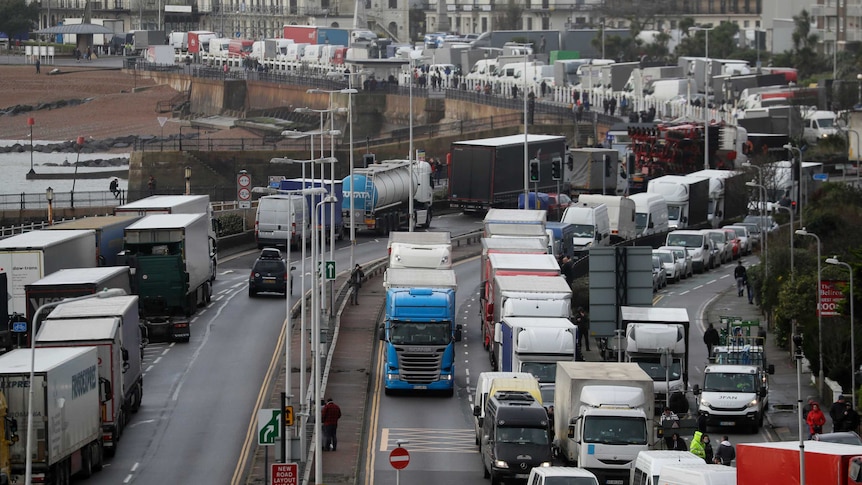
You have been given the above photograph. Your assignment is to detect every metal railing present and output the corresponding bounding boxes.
[0,190,126,211]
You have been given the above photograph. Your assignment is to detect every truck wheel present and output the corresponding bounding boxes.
[92,441,104,471]
[54,459,70,485]
[80,445,94,478]
[131,383,142,413]
[204,282,212,304]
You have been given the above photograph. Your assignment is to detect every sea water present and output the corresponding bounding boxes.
[0,140,129,196]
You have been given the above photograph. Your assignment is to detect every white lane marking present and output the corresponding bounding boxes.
[145,365,154,372]
[161,348,170,356]
[153,357,162,364]
[131,462,140,472]
[124,474,133,483]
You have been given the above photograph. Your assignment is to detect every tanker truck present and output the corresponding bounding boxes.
[342,158,433,234]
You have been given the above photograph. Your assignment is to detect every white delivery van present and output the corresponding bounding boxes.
[529,466,599,485]
[631,450,704,485]
[666,230,713,273]
[657,463,736,485]
[255,195,309,249]
[803,110,839,144]
[472,372,537,445]
[562,203,611,255]
[629,193,669,237]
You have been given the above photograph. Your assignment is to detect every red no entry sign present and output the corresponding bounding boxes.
[389,447,410,470]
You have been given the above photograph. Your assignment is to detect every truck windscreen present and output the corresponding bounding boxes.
[583,416,647,445]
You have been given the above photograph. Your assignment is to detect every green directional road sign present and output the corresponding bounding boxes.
[325,261,336,280]
[257,408,281,445]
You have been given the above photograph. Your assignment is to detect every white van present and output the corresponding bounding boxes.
[631,450,704,485]
[657,463,736,485]
[665,230,713,273]
[472,372,537,445]
[561,202,611,255]
[629,193,669,237]
[645,78,698,103]
[577,194,637,242]
[529,466,599,485]
[254,195,309,249]
[803,110,839,144]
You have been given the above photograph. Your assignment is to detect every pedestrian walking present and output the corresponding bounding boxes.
[734,261,747,297]
[703,323,720,358]
[539,35,546,54]
[806,402,826,438]
[715,436,736,466]
[561,256,575,286]
[321,398,342,451]
[349,264,364,305]
[576,103,584,122]
[602,97,610,115]
[839,402,861,433]
[831,395,847,432]
[620,95,628,116]
[147,175,157,195]
[609,96,617,116]
[746,277,755,304]
[575,307,590,352]
[35,58,40,74]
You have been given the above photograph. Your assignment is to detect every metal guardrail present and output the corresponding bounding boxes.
[0,190,126,211]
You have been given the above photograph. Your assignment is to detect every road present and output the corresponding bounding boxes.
[85,212,480,484]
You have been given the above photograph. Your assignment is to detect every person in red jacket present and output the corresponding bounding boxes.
[806,402,827,438]
[321,398,342,451]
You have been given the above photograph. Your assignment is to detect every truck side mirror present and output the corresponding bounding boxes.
[5,416,18,443]
[454,324,463,342]
[100,377,113,403]
[378,325,386,341]
[693,384,701,395]
[473,405,481,417]
[767,364,775,375]
[567,424,575,439]
[486,302,494,320]
[760,386,768,397]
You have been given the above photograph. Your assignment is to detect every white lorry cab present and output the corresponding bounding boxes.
[693,364,772,433]
[644,78,698,104]
[631,450,704,485]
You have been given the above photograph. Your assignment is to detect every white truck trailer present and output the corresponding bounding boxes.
[38,295,144,454]
[554,362,654,485]
[387,231,452,269]
[0,347,104,483]
[0,229,96,347]
[115,195,218,281]
[625,323,687,414]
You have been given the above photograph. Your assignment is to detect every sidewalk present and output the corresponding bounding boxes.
[703,280,824,442]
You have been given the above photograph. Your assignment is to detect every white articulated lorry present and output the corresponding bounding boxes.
[621,306,691,414]
[115,195,218,281]
[38,295,144,455]
[0,229,96,347]
[0,347,104,483]
[555,362,654,485]
[646,175,710,230]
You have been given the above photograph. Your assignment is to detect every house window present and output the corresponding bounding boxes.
[542,17,549,29]
[388,0,396,8]
[527,17,532,29]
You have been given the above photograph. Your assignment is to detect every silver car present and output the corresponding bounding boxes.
[659,245,694,279]
[703,229,732,265]
[654,249,683,283]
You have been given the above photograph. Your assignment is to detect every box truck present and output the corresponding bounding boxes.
[38,295,144,455]
[647,175,710,230]
[554,362,654,485]
[46,215,141,266]
[119,214,213,342]
[737,440,862,485]
[0,347,104,483]
[279,178,344,240]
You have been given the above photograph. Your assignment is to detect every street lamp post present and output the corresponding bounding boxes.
[184,166,192,195]
[774,205,795,281]
[857,73,862,107]
[24,288,128,485]
[784,143,804,225]
[746,180,769,280]
[826,256,855,408]
[793,333,806,485]
[312,195,336,485]
[796,227,823,397]
[45,186,54,226]
[689,25,716,171]
[409,58,415,231]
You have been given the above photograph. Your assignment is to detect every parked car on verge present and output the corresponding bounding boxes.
[249,248,294,297]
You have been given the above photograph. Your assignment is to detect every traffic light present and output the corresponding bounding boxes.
[529,159,540,182]
[551,158,562,181]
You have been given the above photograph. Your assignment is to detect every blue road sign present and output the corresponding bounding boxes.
[813,173,829,181]
[12,322,27,333]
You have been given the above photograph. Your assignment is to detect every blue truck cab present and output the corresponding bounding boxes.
[381,268,460,395]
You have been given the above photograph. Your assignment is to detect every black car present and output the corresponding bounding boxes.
[249,249,294,297]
